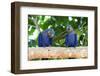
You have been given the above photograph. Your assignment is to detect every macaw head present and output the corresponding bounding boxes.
[66,25,73,33]
[47,28,55,38]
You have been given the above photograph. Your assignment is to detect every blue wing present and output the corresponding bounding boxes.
[42,34,50,46]
[38,33,43,47]
[65,32,78,47]
[65,34,69,46]
[38,32,52,47]
[74,34,78,46]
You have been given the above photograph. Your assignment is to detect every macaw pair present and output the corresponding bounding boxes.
[38,25,78,47]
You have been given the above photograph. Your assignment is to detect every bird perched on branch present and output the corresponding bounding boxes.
[38,28,55,47]
[65,25,78,47]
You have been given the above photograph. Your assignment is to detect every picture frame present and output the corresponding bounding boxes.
[11,2,98,74]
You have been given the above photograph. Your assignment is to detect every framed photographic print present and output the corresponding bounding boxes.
[11,2,98,74]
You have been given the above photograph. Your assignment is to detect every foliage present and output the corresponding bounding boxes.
[28,15,88,47]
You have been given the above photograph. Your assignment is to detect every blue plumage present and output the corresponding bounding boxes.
[38,29,54,47]
[65,25,78,47]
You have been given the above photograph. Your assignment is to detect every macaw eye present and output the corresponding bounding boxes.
[68,28,70,30]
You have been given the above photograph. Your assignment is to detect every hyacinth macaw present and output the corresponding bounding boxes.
[38,29,55,47]
[65,25,78,47]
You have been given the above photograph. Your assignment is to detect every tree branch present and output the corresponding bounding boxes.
[53,30,67,41]
[32,17,41,33]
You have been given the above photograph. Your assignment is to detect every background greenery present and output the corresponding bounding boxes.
[28,15,88,47]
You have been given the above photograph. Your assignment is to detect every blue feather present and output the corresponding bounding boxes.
[38,29,53,47]
[65,31,78,47]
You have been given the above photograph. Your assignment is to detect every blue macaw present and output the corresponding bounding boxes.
[65,25,78,47]
[38,29,55,47]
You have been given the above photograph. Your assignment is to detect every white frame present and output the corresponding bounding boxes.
[20,6,95,70]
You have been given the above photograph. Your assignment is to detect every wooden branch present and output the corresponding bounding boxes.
[53,30,67,41]
[28,47,88,60]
